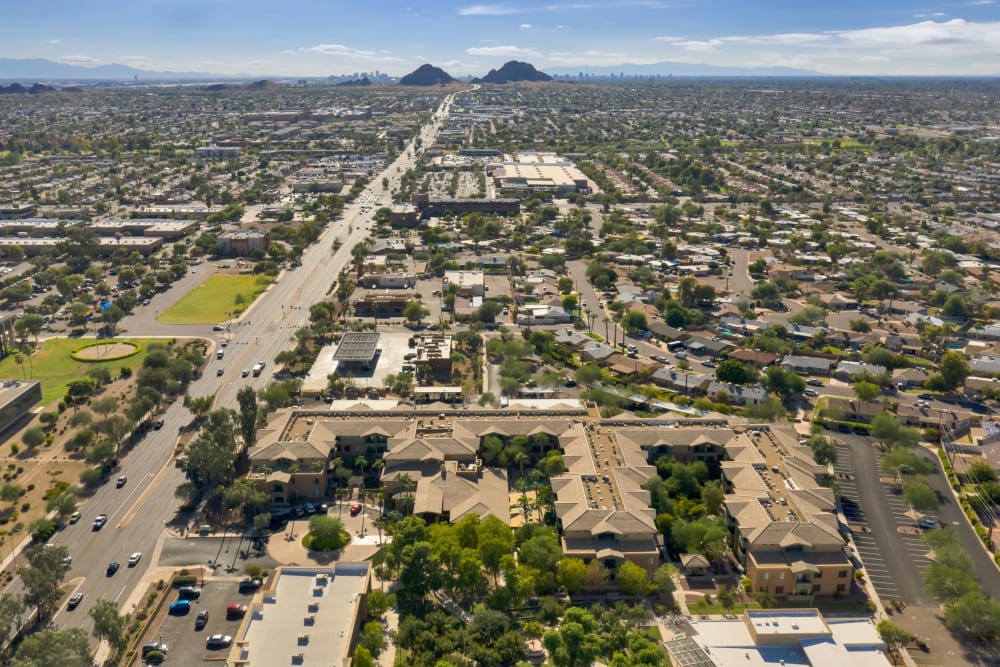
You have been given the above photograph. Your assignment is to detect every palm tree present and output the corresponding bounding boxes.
[396,473,416,516]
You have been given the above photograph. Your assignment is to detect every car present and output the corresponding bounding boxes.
[142,299,151,306]
[178,586,202,600]
[291,506,306,518]
[92,514,108,530]
[701,360,716,368]
[806,379,824,387]
[803,389,820,398]
[220,340,228,347]
[350,502,363,516]
[675,351,688,360]
[653,356,670,364]
[239,577,263,591]
[106,561,120,576]
[153,419,164,430]
[67,592,84,610]
[116,476,127,488]
[128,552,142,567]
[303,502,317,514]
[195,609,210,629]
[212,325,225,331]
[217,368,225,377]
[918,393,933,400]
[169,600,191,614]
[62,554,72,567]
[206,634,233,649]
[69,511,81,524]
[226,603,247,619]
[142,642,168,657]
[919,518,940,530]
[241,368,250,378]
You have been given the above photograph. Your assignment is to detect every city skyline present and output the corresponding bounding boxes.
[3,0,1000,77]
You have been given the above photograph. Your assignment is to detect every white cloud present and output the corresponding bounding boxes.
[651,19,1000,74]
[460,4,520,15]
[44,39,62,45]
[299,43,404,63]
[520,23,532,28]
[459,3,592,16]
[56,55,103,67]
[466,45,542,58]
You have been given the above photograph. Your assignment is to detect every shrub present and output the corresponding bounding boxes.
[174,575,198,587]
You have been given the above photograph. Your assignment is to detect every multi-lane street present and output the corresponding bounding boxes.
[8,91,460,638]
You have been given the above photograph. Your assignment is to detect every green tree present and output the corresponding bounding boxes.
[519,532,563,573]
[743,396,785,421]
[557,558,587,593]
[182,409,239,490]
[542,607,603,667]
[853,381,881,403]
[715,360,757,385]
[352,646,376,667]
[89,597,128,653]
[871,411,920,448]
[806,433,837,466]
[0,594,24,659]
[13,627,91,667]
[403,301,429,324]
[936,350,970,392]
[21,427,46,449]
[850,318,872,333]
[761,366,805,400]
[616,560,651,596]
[622,309,647,333]
[575,363,602,387]
[237,386,258,447]
[653,564,678,604]
[477,515,515,581]
[944,592,1000,641]
[880,449,934,477]
[307,515,348,551]
[876,618,913,664]
[19,544,71,622]
[902,479,939,511]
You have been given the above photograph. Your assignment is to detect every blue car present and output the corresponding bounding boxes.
[169,599,191,614]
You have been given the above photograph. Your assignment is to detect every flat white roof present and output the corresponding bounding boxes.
[236,565,369,667]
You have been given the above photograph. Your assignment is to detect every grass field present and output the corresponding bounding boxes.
[157,273,272,325]
[0,337,162,406]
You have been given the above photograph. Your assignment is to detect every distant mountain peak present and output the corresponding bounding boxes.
[473,60,552,84]
[399,64,456,86]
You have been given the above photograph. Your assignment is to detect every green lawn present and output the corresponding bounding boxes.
[0,338,162,407]
[158,273,272,325]
[688,598,761,616]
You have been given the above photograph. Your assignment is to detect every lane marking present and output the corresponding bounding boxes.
[116,460,174,529]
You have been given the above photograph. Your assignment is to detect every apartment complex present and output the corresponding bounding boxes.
[246,408,848,591]
[721,428,852,599]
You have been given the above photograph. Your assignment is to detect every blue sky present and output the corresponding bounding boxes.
[5,0,1000,75]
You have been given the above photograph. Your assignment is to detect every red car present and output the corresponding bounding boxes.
[226,604,247,619]
[350,503,363,516]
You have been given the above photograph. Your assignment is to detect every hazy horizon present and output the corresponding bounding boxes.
[4,1,1000,78]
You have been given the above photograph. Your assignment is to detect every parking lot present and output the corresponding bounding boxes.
[835,437,933,605]
[144,579,255,665]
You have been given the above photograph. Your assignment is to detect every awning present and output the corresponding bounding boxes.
[790,560,820,575]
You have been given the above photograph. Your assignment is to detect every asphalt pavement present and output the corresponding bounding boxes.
[2,89,462,642]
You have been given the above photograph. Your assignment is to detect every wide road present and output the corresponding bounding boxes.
[14,89,462,639]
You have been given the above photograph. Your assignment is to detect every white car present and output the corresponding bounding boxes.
[206,634,233,649]
[127,552,142,567]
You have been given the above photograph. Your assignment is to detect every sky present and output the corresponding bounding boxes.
[4,0,1000,76]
